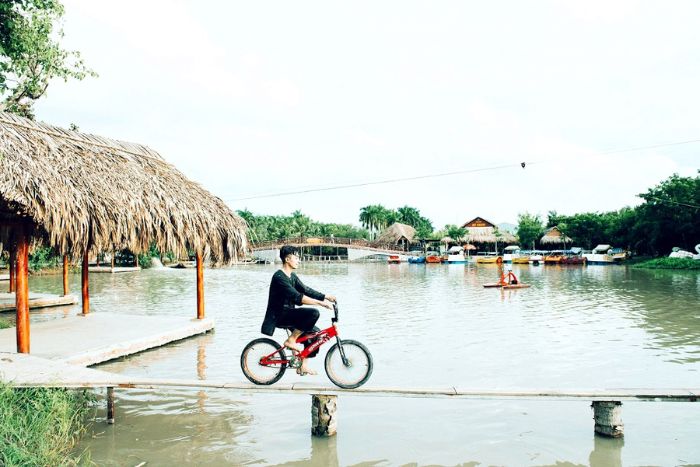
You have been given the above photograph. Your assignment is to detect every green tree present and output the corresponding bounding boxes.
[0,0,96,118]
[516,212,544,249]
[444,224,466,242]
[635,172,700,254]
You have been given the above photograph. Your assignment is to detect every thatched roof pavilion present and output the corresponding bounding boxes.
[0,112,247,262]
[376,222,416,247]
[540,226,572,246]
[0,111,248,353]
[461,217,516,245]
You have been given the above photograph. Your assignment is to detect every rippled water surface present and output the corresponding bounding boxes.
[27,263,700,465]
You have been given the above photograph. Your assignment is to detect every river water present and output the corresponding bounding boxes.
[29,263,700,465]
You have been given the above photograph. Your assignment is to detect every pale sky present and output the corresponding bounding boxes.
[37,1,699,229]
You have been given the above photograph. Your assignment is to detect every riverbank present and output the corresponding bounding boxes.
[632,257,700,270]
[0,382,94,466]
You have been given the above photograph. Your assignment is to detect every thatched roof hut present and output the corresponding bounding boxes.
[0,112,247,263]
[376,222,416,245]
[540,226,572,246]
[461,217,516,244]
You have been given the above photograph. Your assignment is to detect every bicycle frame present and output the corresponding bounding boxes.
[260,304,348,365]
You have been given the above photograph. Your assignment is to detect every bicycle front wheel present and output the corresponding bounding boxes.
[241,338,287,385]
[324,339,373,389]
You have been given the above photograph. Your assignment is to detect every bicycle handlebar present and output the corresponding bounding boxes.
[332,302,339,323]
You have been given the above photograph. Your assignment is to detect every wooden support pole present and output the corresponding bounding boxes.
[62,255,69,296]
[8,248,15,293]
[311,394,337,437]
[82,250,90,315]
[196,252,204,319]
[107,387,115,424]
[111,252,115,271]
[592,401,623,437]
[15,228,30,354]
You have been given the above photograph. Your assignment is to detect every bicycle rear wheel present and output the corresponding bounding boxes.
[324,339,373,389]
[241,338,287,385]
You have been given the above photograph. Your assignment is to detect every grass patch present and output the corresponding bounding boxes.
[0,317,11,329]
[0,383,95,466]
[632,257,700,270]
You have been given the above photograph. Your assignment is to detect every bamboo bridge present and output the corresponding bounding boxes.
[250,236,410,262]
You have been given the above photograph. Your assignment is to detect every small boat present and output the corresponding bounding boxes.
[559,248,586,265]
[512,255,530,264]
[387,255,401,264]
[445,246,467,264]
[529,251,544,265]
[669,244,700,260]
[583,245,628,265]
[502,245,521,263]
[544,251,563,264]
[476,255,502,264]
[425,251,443,263]
[407,250,426,264]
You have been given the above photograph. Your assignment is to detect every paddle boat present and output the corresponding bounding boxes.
[502,245,521,263]
[559,247,586,265]
[445,246,468,264]
[425,251,443,263]
[512,255,530,264]
[583,245,628,265]
[529,251,545,265]
[476,253,502,264]
[387,255,401,264]
[483,266,530,289]
[544,251,563,264]
[669,244,700,260]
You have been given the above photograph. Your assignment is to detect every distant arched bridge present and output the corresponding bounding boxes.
[250,237,409,262]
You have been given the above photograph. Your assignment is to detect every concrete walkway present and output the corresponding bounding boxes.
[0,312,213,366]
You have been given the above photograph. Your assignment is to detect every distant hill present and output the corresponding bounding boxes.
[498,223,517,234]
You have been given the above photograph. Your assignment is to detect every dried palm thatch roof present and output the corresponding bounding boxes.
[0,112,247,263]
[376,222,416,244]
[465,227,516,244]
[540,226,572,245]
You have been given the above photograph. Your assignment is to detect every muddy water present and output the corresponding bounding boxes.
[27,263,700,465]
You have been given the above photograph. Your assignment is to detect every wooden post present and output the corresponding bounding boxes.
[107,387,115,424]
[311,394,337,437]
[15,227,30,354]
[592,401,623,437]
[8,247,15,293]
[111,251,115,271]
[82,250,89,315]
[196,252,204,319]
[62,255,69,296]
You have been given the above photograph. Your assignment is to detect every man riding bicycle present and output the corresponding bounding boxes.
[260,245,336,376]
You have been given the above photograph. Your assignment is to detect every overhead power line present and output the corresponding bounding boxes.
[638,195,700,209]
[230,162,530,201]
[230,137,700,202]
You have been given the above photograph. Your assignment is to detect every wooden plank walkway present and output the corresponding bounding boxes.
[87,266,141,273]
[0,292,78,311]
[1,352,697,402]
[0,312,214,366]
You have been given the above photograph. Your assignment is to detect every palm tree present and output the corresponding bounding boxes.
[397,206,421,227]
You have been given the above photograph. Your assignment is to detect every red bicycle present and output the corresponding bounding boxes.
[240,303,373,389]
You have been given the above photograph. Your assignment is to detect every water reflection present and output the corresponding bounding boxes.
[23,264,700,465]
[589,435,624,467]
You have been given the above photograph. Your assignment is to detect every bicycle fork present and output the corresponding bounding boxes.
[336,336,351,367]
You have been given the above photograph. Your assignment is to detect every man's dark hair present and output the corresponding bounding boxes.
[280,245,299,262]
